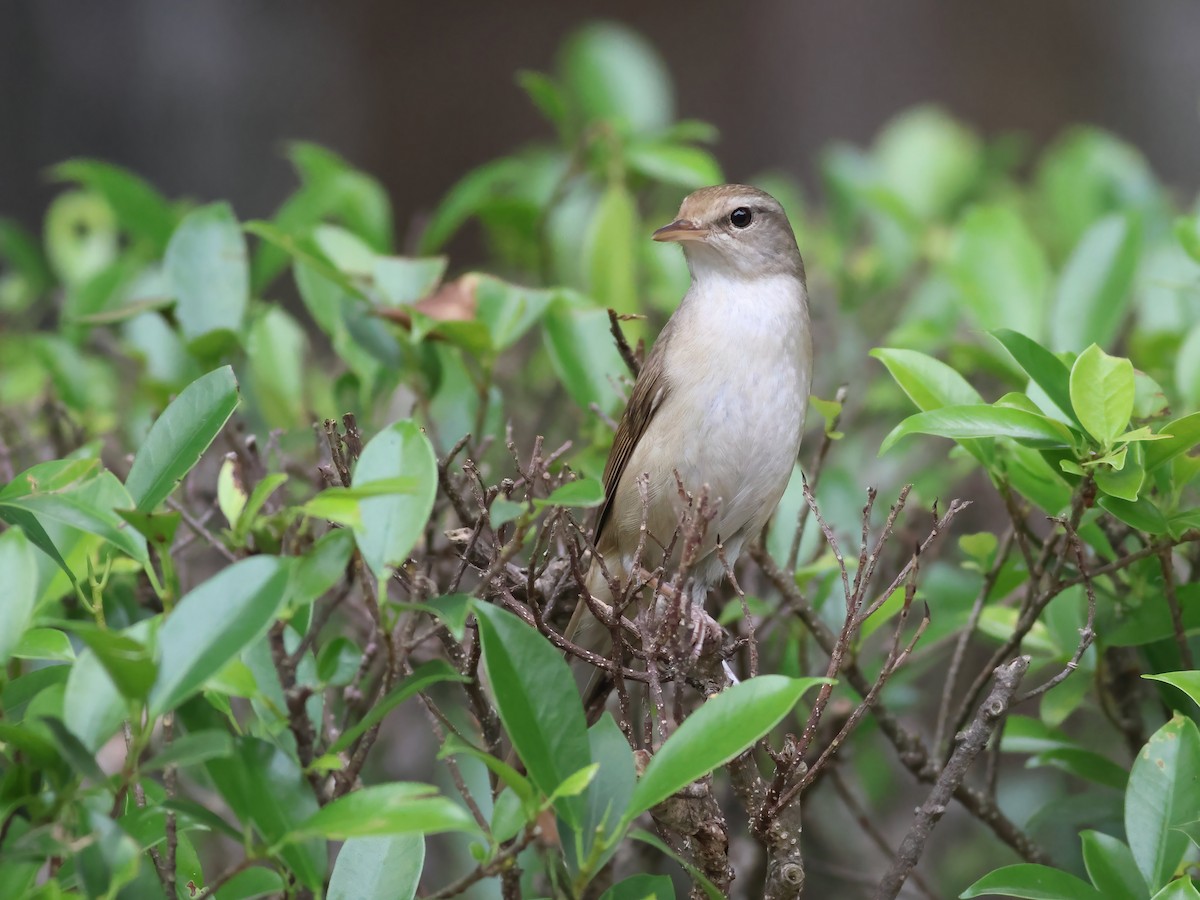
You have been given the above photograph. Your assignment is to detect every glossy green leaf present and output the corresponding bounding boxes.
[1151,878,1200,900]
[327,659,469,755]
[960,863,1105,899]
[0,528,37,665]
[149,555,291,716]
[944,205,1048,339]
[328,834,424,900]
[473,603,591,827]
[587,182,639,315]
[438,731,536,811]
[351,421,438,579]
[870,347,983,410]
[990,329,1080,426]
[1081,830,1148,900]
[1070,344,1135,446]
[286,784,478,841]
[1126,715,1200,890]
[125,365,240,511]
[165,202,249,344]
[1098,496,1169,535]
[1144,672,1200,713]
[1144,413,1200,471]
[1051,214,1141,352]
[624,676,828,823]
[290,527,356,609]
[316,636,362,686]
[880,404,1073,454]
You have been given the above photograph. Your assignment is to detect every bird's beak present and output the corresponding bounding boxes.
[652,219,709,243]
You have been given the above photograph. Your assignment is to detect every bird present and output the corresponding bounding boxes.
[567,184,813,656]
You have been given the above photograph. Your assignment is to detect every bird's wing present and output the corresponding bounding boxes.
[594,335,672,546]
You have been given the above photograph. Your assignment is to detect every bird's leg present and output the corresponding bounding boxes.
[638,568,732,681]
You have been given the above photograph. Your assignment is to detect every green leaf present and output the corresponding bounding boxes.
[149,555,291,716]
[543,301,628,414]
[548,763,599,802]
[1051,214,1141,352]
[559,22,673,134]
[351,421,438,579]
[1070,344,1135,446]
[143,729,234,772]
[880,405,1073,455]
[0,528,37,665]
[870,347,984,410]
[12,627,75,661]
[1027,749,1128,792]
[125,366,240,511]
[1175,215,1200,263]
[327,659,469,755]
[1081,830,1148,900]
[1176,324,1200,411]
[418,157,529,254]
[990,329,1080,427]
[304,477,420,528]
[438,732,537,811]
[1126,715,1200,891]
[473,603,591,827]
[959,863,1105,899]
[316,637,362,686]
[52,159,178,253]
[585,711,635,835]
[874,106,982,221]
[328,835,424,900]
[373,255,446,306]
[1,471,148,563]
[626,141,723,189]
[536,477,605,509]
[59,621,156,701]
[587,183,639,315]
[246,307,308,430]
[1098,496,1169,535]
[1152,878,1200,900]
[516,70,567,133]
[629,829,723,900]
[944,205,1049,340]
[285,784,478,841]
[204,736,326,889]
[474,275,554,350]
[165,202,249,345]
[600,874,675,900]
[1144,413,1200,472]
[1094,456,1144,502]
[1144,672,1200,713]
[624,676,828,823]
[290,527,356,609]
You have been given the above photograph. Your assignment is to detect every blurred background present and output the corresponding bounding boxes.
[5,0,1200,248]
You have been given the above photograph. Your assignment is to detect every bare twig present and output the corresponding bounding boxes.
[874,656,1031,900]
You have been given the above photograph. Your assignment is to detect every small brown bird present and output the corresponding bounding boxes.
[569,184,812,647]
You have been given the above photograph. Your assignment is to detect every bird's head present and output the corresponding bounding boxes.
[652,184,804,282]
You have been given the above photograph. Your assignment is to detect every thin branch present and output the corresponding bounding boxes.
[874,656,1031,900]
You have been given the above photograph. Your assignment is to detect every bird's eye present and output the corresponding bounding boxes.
[729,207,752,228]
